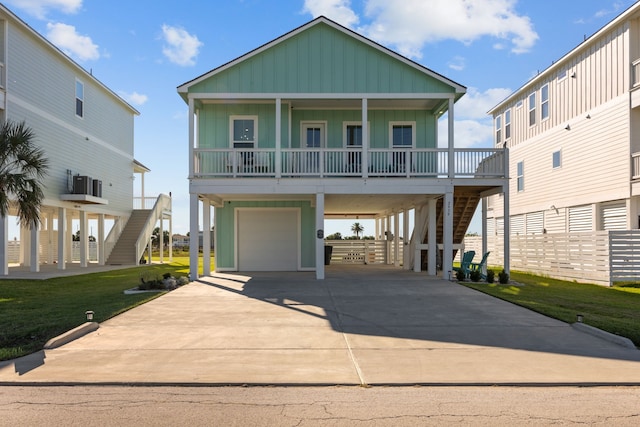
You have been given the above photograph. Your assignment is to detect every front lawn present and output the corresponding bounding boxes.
[0,258,194,361]
[462,271,640,347]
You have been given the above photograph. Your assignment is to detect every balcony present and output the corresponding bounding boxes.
[193,147,506,179]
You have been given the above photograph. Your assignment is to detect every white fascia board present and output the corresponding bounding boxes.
[188,93,456,100]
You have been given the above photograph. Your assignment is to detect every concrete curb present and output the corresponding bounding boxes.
[572,322,637,350]
[44,322,99,349]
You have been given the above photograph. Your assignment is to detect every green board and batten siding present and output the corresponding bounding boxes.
[188,22,457,95]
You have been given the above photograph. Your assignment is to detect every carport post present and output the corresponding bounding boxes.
[0,214,7,275]
[442,190,454,280]
[189,193,199,281]
[316,192,325,279]
[202,199,211,276]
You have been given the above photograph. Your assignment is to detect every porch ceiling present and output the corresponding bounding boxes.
[200,98,443,111]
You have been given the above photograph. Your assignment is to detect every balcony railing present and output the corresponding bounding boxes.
[193,147,507,179]
[632,152,640,180]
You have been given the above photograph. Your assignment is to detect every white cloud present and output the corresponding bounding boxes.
[4,0,82,19]
[448,56,466,71]
[46,22,99,61]
[362,0,538,58]
[161,24,202,66]
[302,0,359,28]
[438,87,513,148]
[455,87,513,119]
[119,91,148,106]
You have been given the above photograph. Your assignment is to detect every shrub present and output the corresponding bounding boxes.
[486,269,495,283]
[469,270,482,282]
[455,269,466,281]
[498,269,509,284]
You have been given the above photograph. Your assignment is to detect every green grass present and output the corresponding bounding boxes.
[462,270,640,347]
[0,256,205,361]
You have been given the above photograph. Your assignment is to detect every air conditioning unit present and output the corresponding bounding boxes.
[93,179,102,197]
[73,175,93,195]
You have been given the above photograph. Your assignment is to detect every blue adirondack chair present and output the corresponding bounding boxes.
[453,250,475,278]
[469,251,490,279]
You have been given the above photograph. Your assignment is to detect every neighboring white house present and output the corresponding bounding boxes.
[485,2,640,285]
[0,4,170,275]
[178,16,509,280]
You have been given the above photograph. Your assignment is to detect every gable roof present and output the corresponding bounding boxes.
[0,3,139,116]
[178,16,466,101]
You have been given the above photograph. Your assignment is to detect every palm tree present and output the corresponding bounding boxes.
[351,222,364,239]
[0,120,49,229]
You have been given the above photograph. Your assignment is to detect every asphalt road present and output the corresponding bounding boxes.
[2,385,640,426]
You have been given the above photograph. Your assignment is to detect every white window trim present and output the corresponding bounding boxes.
[229,115,258,147]
[389,121,416,148]
[552,149,562,169]
[342,121,370,147]
[495,115,502,144]
[541,84,549,122]
[504,109,511,141]
[75,79,84,119]
[517,160,524,192]
[516,100,523,109]
[557,69,568,82]
[528,93,536,127]
[300,121,328,148]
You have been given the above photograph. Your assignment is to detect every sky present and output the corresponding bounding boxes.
[5,0,639,239]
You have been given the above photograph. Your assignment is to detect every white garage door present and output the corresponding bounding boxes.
[237,209,299,271]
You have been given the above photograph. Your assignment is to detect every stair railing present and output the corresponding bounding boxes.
[134,193,172,264]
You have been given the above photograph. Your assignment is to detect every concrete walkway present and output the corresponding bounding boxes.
[1,265,639,385]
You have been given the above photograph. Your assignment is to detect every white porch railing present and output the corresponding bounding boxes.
[193,147,506,178]
[633,58,640,88]
[134,194,172,266]
[134,196,159,210]
[632,152,640,180]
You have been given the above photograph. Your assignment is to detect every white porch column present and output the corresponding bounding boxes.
[66,214,73,264]
[189,193,199,281]
[21,226,29,266]
[503,184,510,275]
[98,214,105,265]
[0,214,8,275]
[375,218,381,240]
[481,198,488,259]
[361,98,369,178]
[442,190,454,280]
[394,210,400,267]
[315,192,325,280]
[447,97,455,178]
[57,207,66,270]
[385,215,391,264]
[188,97,195,179]
[46,213,54,264]
[159,217,164,264]
[403,209,410,270]
[30,222,40,272]
[79,210,88,268]
[428,198,437,276]
[275,98,282,178]
[202,199,211,276]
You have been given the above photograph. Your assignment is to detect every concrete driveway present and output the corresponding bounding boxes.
[1,265,640,385]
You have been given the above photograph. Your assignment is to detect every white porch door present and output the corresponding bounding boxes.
[302,122,325,174]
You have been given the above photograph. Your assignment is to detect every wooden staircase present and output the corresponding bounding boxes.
[106,210,151,265]
[421,190,480,268]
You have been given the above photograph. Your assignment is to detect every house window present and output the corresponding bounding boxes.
[516,100,523,109]
[528,93,536,126]
[552,150,561,168]
[517,161,524,192]
[557,69,567,81]
[541,84,549,120]
[230,116,257,148]
[345,123,363,147]
[389,122,415,172]
[505,109,511,140]
[75,80,84,118]
[495,115,502,144]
